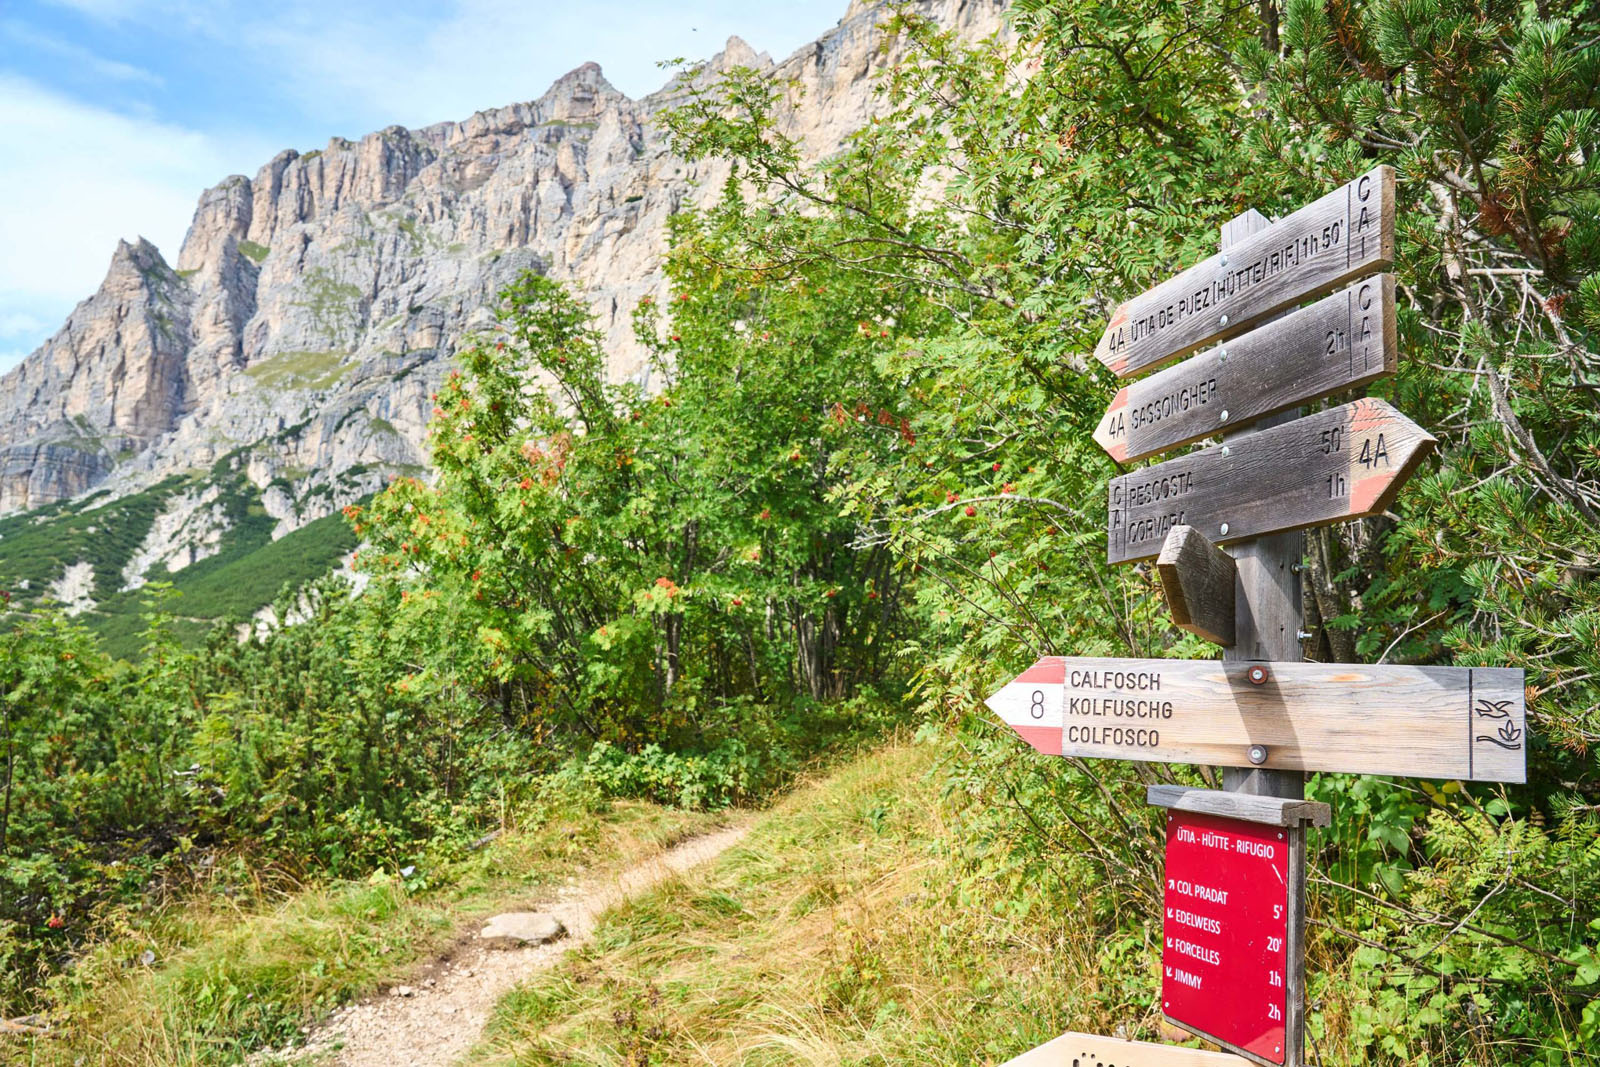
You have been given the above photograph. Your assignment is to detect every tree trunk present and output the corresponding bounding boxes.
[1257,0,1280,53]
[0,722,12,861]
[664,612,682,696]
[743,632,764,700]
[1307,525,1359,663]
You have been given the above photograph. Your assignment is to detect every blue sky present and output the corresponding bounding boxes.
[0,0,849,374]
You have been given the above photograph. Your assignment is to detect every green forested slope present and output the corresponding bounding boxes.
[0,474,361,656]
[0,477,190,605]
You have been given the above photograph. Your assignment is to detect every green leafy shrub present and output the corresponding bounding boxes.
[353,269,919,750]
[579,740,768,810]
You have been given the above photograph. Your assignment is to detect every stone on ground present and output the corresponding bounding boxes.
[478,912,566,947]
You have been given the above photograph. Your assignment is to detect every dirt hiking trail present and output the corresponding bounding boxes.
[261,822,750,1067]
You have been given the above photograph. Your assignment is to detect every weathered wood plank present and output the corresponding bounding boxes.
[1147,785,1331,828]
[1158,525,1237,647]
[1005,1031,1251,1067]
[1096,166,1395,379]
[1106,399,1435,565]
[985,657,1527,782]
[1095,276,1397,464]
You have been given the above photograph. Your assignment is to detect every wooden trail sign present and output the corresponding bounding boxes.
[1095,166,1394,378]
[1106,398,1435,565]
[985,656,1527,782]
[1000,177,1526,1067]
[1004,1031,1252,1066]
[1094,276,1397,464]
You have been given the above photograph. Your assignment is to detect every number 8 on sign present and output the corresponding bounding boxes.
[1029,690,1045,719]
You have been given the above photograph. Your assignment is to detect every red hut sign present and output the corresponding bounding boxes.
[1162,809,1291,1065]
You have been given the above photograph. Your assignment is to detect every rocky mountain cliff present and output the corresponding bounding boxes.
[0,0,1006,626]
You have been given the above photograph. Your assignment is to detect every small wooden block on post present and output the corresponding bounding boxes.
[1147,784,1330,828]
[1158,525,1236,647]
[1005,1031,1251,1066]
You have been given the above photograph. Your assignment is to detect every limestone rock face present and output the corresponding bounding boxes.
[120,483,229,591]
[0,238,190,512]
[48,560,96,615]
[0,0,1007,554]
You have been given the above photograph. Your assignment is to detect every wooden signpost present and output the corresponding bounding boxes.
[1095,167,1394,378]
[997,171,1527,1067]
[985,657,1527,783]
[1106,398,1435,564]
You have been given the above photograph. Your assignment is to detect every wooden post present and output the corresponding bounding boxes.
[1217,208,1307,1067]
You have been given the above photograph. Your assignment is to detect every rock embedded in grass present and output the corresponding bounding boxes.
[478,912,567,947]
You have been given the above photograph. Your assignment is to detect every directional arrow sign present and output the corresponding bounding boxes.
[1106,398,1434,565]
[1095,276,1397,464]
[1096,166,1394,379]
[985,657,1527,782]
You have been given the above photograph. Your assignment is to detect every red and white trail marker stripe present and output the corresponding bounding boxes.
[983,656,1065,755]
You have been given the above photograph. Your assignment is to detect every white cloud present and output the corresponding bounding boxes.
[0,311,48,337]
[34,1,844,118]
[0,303,67,374]
[147,0,843,130]
[0,20,164,85]
[38,0,155,20]
[0,74,271,365]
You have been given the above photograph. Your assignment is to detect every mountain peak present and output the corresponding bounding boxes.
[559,60,605,81]
[544,60,617,98]
[112,235,162,260]
[720,35,761,66]
[108,237,170,281]
[0,0,1010,530]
